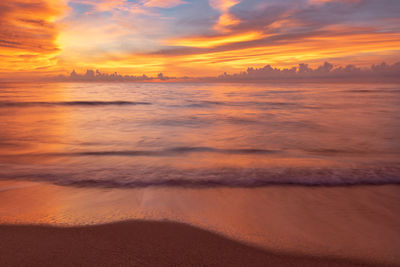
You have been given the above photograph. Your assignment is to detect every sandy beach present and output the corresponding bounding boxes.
[0,220,375,267]
[1,180,399,266]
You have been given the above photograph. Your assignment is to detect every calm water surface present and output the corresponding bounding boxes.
[0,82,399,187]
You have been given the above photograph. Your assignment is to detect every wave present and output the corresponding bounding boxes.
[3,147,279,157]
[0,101,151,107]
[58,177,400,188]
[184,100,297,108]
[341,88,400,93]
[1,164,399,188]
[3,146,394,158]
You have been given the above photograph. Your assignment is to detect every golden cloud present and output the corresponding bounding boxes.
[0,0,65,73]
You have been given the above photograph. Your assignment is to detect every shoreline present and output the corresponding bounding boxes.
[1,180,399,265]
[0,220,374,267]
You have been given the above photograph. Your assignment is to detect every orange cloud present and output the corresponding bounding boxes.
[0,0,65,73]
[209,0,241,32]
[165,31,265,48]
[143,0,186,8]
[209,0,239,12]
[69,0,126,11]
[73,0,185,12]
[146,31,400,76]
[51,30,400,78]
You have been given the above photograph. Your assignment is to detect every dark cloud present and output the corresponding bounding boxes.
[229,0,400,34]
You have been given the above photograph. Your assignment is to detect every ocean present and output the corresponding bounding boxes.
[0,82,399,187]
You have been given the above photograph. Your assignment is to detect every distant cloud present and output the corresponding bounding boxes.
[212,62,400,81]
[51,69,176,82]
[47,61,400,82]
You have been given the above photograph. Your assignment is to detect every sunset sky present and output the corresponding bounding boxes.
[1,0,400,78]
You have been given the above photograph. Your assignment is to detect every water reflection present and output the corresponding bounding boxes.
[0,180,399,264]
[0,82,399,186]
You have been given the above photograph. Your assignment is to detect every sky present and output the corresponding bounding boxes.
[1,0,400,78]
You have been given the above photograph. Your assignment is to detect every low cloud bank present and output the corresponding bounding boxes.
[51,70,175,82]
[210,62,400,82]
[50,62,400,82]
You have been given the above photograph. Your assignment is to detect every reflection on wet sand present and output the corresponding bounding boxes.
[0,180,399,265]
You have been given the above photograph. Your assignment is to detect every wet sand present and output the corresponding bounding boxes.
[0,220,371,267]
[1,180,399,266]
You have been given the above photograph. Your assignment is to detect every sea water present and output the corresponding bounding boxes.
[0,82,399,187]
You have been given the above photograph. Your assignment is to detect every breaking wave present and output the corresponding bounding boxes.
[0,164,399,188]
